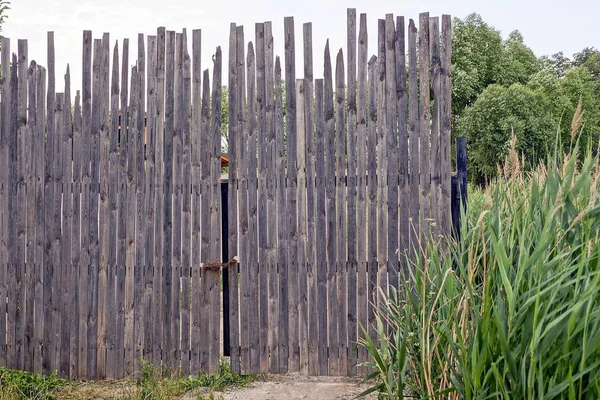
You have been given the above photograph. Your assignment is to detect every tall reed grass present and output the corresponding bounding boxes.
[360,115,600,399]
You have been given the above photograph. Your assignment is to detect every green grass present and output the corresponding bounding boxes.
[0,358,256,400]
[360,129,600,399]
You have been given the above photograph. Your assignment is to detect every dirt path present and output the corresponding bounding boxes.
[220,374,376,400]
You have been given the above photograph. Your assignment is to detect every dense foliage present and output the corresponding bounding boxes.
[360,122,600,398]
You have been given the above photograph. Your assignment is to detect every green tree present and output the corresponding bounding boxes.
[458,83,557,183]
[498,30,540,86]
[540,51,572,78]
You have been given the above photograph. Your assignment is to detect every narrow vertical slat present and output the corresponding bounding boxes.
[152,29,165,369]
[396,17,409,279]
[191,28,202,374]
[180,30,192,376]
[97,33,110,380]
[60,66,74,379]
[245,41,260,374]
[274,55,288,374]
[441,15,452,236]
[232,25,245,375]
[172,32,183,373]
[323,41,338,375]
[314,79,328,376]
[135,33,146,374]
[356,14,368,375]
[255,23,269,374]
[0,37,10,369]
[385,15,399,294]
[366,55,378,352]
[407,20,420,261]
[303,22,318,377]
[457,137,467,213]
[51,91,63,373]
[71,90,82,378]
[430,17,441,239]
[87,38,102,380]
[16,40,28,371]
[163,30,175,372]
[25,59,36,375]
[107,41,120,379]
[144,35,157,370]
[346,8,358,376]
[284,16,298,374]
[334,49,347,376]
[33,65,47,375]
[7,52,17,370]
[199,68,211,373]
[376,20,388,321]
[209,46,223,374]
[295,79,308,375]
[25,60,37,374]
[79,31,91,379]
[116,38,129,379]
[125,64,138,375]
[418,13,431,239]
[264,22,278,375]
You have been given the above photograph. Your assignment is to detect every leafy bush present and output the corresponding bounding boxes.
[360,126,600,398]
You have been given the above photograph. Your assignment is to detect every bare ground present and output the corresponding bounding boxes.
[219,373,376,400]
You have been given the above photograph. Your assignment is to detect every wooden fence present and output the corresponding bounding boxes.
[0,9,457,380]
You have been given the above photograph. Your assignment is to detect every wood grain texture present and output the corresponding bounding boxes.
[0,38,10,368]
[418,13,431,240]
[441,15,452,237]
[407,20,420,261]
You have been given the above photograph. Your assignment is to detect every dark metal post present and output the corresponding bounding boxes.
[221,180,230,356]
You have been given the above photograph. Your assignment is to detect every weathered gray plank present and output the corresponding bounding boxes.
[163,29,175,373]
[395,16,409,282]
[303,22,318,377]
[429,17,441,240]
[295,79,308,375]
[152,28,165,369]
[376,19,388,321]
[346,8,358,376]
[334,48,348,376]
[228,26,245,373]
[24,59,36,375]
[71,89,82,378]
[116,37,129,379]
[209,46,223,374]
[180,29,192,376]
[107,41,120,380]
[143,34,157,371]
[125,64,138,375]
[16,40,28,371]
[356,13,368,376]
[87,38,102,380]
[264,21,278,375]
[385,15,399,293]
[33,65,47,375]
[7,51,17,370]
[79,30,91,379]
[441,15,452,237]
[97,33,110,380]
[191,28,202,374]
[25,59,36,374]
[366,55,378,353]
[313,78,328,376]
[419,13,431,240]
[134,33,146,375]
[284,16,298,374]
[407,19,420,259]
[0,37,10,368]
[323,41,338,375]
[60,65,74,379]
[245,41,260,374]
[199,68,211,373]
[255,23,269,374]
[274,55,288,374]
[51,90,63,374]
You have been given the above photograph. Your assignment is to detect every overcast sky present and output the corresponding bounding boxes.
[3,0,600,99]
